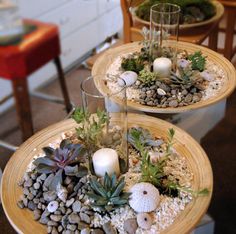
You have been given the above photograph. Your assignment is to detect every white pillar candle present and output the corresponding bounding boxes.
[92,148,120,177]
[153,57,172,77]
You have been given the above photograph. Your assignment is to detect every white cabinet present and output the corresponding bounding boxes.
[0,0,123,113]
[38,0,98,38]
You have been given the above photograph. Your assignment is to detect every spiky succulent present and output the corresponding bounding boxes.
[33,139,88,190]
[87,173,130,212]
[187,51,206,71]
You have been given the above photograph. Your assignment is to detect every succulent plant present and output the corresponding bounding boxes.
[187,51,206,71]
[33,139,87,173]
[33,139,88,190]
[87,173,130,212]
[72,107,109,151]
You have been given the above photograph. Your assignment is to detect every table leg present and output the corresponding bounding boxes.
[54,57,72,113]
[12,78,33,141]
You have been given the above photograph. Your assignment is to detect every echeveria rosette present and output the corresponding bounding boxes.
[33,139,87,173]
[33,139,88,191]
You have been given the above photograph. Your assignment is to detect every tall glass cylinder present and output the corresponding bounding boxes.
[80,75,128,175]
[149,3,180,65]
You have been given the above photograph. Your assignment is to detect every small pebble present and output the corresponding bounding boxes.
[169,100,178,107]
[72,200,81,212]
[79,213,90,224]
[67,224,76,231]
[66,198,75,208]
[33,182,40,190]
[124,218,138,234]
[33,209,41,220]
[48,220,58,226]
[17,200,24,209]
[50,214,62,222]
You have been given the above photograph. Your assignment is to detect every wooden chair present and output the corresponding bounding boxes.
[120,0,223,50]
[0,19,73,143]
[218,0,236,60]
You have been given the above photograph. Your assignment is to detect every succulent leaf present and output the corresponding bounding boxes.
[49,169,63,191]
[88,173,130,212]
[42,147,55,158]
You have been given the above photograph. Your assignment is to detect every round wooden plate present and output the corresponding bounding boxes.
[131,0,224,30]
[1,114,213,234]
[92,41,236,113]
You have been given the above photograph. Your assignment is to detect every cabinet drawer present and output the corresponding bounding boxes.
[98,0,120,15]
[38,0,98,38]
[19,0,68,18]
[60,20,99,68]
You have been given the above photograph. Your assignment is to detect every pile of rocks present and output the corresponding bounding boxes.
[17,171,117,234]
[133,80,202,108]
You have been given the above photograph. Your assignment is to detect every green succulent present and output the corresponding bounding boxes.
[138,69,159,85]
[187,51,206,71]
[72,107,109,151]
[121,53,145,73]
[87,173,130,212]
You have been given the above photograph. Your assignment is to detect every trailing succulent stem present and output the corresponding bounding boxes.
[128,127,209,197]
[87,173,130,212]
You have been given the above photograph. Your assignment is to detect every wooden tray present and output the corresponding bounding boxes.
[131,0,224,30]
[1,114,213,234]
[92,41,236,113]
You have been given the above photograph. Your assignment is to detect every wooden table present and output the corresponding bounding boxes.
[1,114,213,234]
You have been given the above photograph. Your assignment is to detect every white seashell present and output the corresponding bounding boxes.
[47,201,59,213]
[153,57,172,77]
[129,182,160,212]
[200,71,215,81]
[137,213,153,230]
[119,71,138,86]
[56,183,68,203]
[157,88,166,96]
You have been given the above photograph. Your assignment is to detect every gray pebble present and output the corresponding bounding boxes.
[43,191,57,202]
[24,179,33,187]
[33,182,40,190]
[48,220,58,226]
[79,213,90,224]
[81,228,90,234]
[28,201,36,211]
[59,206,66,214]
[72,200,81,212]
[52,227,59,234]
[64,176,72,185]
[54,210,62,215]
[39,216,49,224]
[58,225,63,232]
[91,229,104,234]
[37,173,47,181]
[68,213,80,224]
[66,198,75,208]
[33,209,41,220]
[17,200,24,209]
[79,176,88,184]
[169,100,178,107]
[27,193,34,200]
[22,197,28,207]
[182,89,188,95]
[77,221,89,230]
[31,173,37,180]
[62,215,69,228]
[47,226,53,234]
[67,224,76,231]
[50,214,62,222]
[102,221,117,234]
[124,218,138,234]
[33,198,40,204]
[184,94,193,103]
[41,209,50,218]
[66,208,72,215]
[23,188,29,196]
[74,182,83,192]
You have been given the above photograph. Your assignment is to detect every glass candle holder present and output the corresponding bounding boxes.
[149,3,180,65]
[80,75,128,176]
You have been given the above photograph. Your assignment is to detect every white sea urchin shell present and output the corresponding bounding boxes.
[129,182,160,212]
[137,213,153,230]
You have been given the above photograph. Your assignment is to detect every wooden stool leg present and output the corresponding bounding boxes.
[224,7,236,60]
[208,23,219,51]
[54,57,72,113]
[11,78,33,141]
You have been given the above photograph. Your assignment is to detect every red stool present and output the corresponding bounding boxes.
[0,19,72,142]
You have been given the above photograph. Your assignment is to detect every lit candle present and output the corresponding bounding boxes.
[92,148,120,177]
[153,57,172,77]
